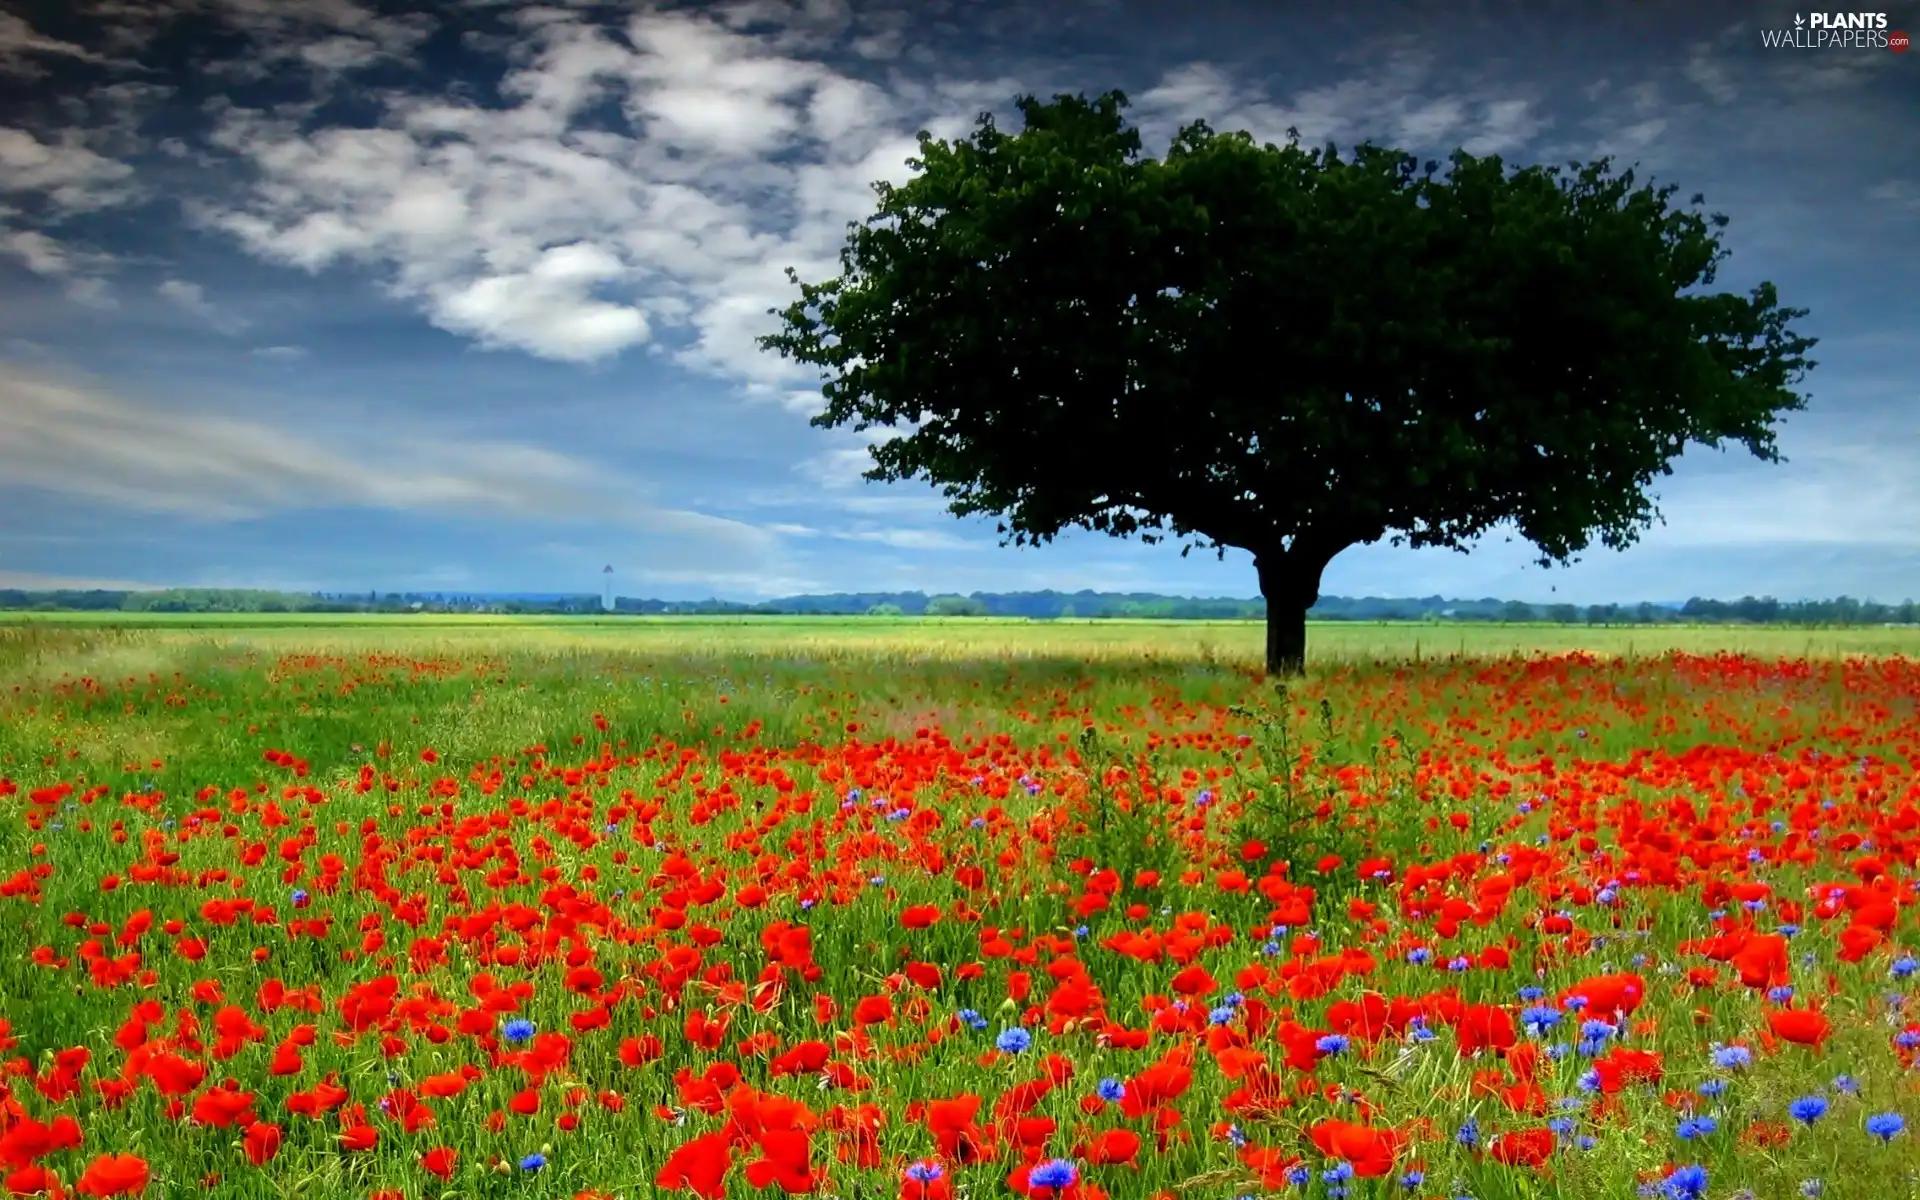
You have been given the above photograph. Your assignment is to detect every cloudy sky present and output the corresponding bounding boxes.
[1,0,1914,603]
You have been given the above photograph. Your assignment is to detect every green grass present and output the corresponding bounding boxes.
[8,612,1920,669]
[1,620,1918,1199]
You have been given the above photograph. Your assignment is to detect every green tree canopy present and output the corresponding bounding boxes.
[760,91,1816,674]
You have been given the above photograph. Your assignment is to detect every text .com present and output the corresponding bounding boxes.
[1762,27,1899,48]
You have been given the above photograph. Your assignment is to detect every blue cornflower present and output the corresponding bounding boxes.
[905,1162,945,1183]
[1767,985,1795,1003]
[1096,1078,1125,1102]
[1711,1045,1753,1070]
[1456,1116,1480,1149]
[1517,986,1545,1001]
[1399,1171,1425,1191]
[1676,1115,1717,1139]
[1662,1164,1708,1200]
[1547,1117,1575,1137]
[1446,956,1471,972]
[519,1153,546,1172]
[1316,1034,1350,1055]
[1406,947,1432,965]
[1833,1074,1860,1096]
[1029,1160,1077,1189]
[958,1008,987,1030]
[1209,1006,1237,1026]
[502,1018,535,1043]
[1866,1112,1905,1141]
[291,889,310,904]
[1522,1006,1562,1036]
[995,1027,1032,1054]
[1893,956,1917,980]
[1697,1078,1728,1098]
[1285,1164,1311,1186]
[1789,1095,1830,1124]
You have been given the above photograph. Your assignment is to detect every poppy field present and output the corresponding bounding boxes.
[5,629,1920,1200]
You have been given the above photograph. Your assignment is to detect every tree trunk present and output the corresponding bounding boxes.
[1254,541,1337,678]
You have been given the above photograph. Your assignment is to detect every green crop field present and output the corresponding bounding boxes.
[8,612,1920,672]
[4,617,1920,1200]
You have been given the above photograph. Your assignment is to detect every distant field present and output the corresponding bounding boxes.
[4,611,1920,676]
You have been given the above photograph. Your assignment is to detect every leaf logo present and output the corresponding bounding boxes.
[1793,12,1804,25]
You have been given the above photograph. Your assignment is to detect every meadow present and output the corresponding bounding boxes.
[4,617,1920,1200]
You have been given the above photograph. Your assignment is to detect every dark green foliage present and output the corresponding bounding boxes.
[759,91,1817,673]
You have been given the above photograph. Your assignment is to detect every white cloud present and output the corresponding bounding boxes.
[0,209,121,306]
[0,12,116,77]
[1868,180,1920,211]
[0,569,160,591]
[185,7,980,373]
[834,526,978,550]
[251,344,309,360]
[1135,55,1546,156]
[795,444,879,489]
[157,278,249,334]
[0,361,778,562]
[0,127,138,212]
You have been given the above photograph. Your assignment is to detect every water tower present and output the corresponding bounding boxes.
[601,565,615,613]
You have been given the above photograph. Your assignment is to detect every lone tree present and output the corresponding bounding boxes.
[759,92,1816,675]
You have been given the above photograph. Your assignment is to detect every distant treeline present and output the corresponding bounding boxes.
[4,587,1918,626]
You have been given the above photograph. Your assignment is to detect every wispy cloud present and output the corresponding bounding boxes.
[0,568,159,591]
[157,279,248,335]
[1133,53,1546,156]
[0,362,777,560]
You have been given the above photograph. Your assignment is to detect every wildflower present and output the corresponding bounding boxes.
[1676,1116,1717,1139]
[519,1153,546,1172]
[1096,1078,1125,1102]
[995,1027,1032,1054]
[1866,1112,1905,1142]
[502,1019,535,1044]
[1456,1116,1480,1149]
[1521,1006,1562,1036]
[905,1161,945,1183]
[1663,1164,1708,1200]
[1316,1035,1351,1055]
[1029,1160,1077,1189]
[1789,1096,1829,1125]
[958,1009,987,1030]
[1892,957,1917,981]
[1711,1045,1752,1070]
[1832,1074,1860,1096]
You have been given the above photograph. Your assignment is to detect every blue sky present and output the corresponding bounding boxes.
[0,0,1914,603]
